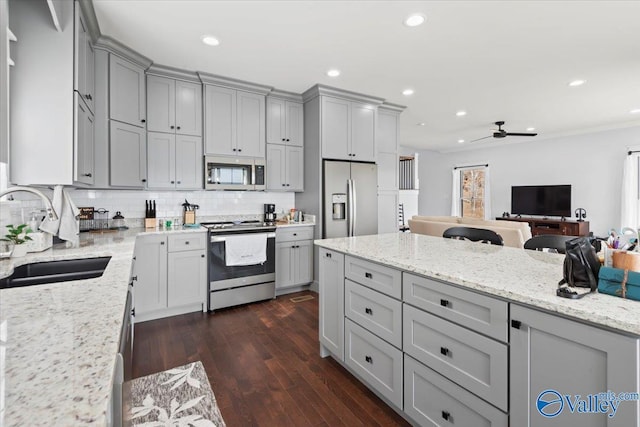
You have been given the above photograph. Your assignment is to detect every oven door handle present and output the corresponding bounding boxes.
[210,232,276,242]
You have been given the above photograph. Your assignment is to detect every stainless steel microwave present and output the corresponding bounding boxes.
[205,156,265,190]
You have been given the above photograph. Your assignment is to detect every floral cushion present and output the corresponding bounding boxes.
[124,361,226,427]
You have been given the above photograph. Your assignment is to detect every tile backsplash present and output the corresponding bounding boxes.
[2,188,296,224]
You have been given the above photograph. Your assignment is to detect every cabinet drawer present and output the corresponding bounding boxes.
[168,233,207,252]
[276,226,314,242]
[403,304,508,411]
[404,355,507,427]
[345,280,402,348]
[345,255,402,299]
[403,273,508,342]
[345,319,403,409]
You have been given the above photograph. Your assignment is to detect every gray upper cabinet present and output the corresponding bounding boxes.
[147,132,202,190]
[147,74,202,137]
[74,6,94,114]
[511,304,639,427]
[109,121,147,188]
[267,97,303,146]
[321,96,375,162]
[110,54,146,127]
[203,85,265,158]
[266,144,303,191]
[377,109,399,153]
[75,94,95,185]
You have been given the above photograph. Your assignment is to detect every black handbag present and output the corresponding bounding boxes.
[557,237,601,299]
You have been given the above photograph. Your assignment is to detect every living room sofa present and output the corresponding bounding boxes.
[408,215,533,248]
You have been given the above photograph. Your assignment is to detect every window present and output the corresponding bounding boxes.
[451,164,491,219]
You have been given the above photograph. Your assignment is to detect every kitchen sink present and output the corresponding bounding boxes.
[0,256,111,289]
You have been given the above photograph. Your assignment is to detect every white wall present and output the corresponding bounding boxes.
[415,126,640,235]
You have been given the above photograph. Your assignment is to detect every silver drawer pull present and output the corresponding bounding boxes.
[440,347,450,357]
[440,299,450,308]
[365,307,373,315]
[365,355,373,364]
[365,272,373,279]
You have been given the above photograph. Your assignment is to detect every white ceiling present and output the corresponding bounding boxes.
[92,0,640,152]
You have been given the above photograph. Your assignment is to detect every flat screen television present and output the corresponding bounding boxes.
[511,185,571,217]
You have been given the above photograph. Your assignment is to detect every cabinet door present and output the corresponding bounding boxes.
[266,144,286,190]
[351,102,376,162]
[109,121,147,188]
[377,110,398,153]
[147,132,176,189]
[175,80,202,137]
[147,75,175,133]
[286,101,304,147]
[292,240,313,286]
[109,54,146,127]
[175,135,203,190]
[275,242,294,289]
[236,90,265,157]
[85,34,95,114]
[134,235,168,314]
[167,250,207,307]
[377,152,398,191]
[377,191,398,234]
[286,145,304,192]
[511,304,640,427]
[204,85,236,156]
[321,96,350,160]
[75,8,95,114]
[319,248,345,361]
[75,96,94,185]
[266,97,286,144]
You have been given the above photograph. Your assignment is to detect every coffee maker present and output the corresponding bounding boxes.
[264,203,276,224]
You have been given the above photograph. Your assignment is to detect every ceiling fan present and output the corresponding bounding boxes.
[470,121,538,143]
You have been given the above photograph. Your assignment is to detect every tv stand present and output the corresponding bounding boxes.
[496,217,590,237]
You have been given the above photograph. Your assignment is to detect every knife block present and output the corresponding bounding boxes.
[144,218,157,229]
[184,211,196,225]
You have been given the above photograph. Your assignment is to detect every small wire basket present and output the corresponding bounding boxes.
[94,208,109,230]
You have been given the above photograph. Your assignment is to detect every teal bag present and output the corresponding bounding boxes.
[598,267,640,301]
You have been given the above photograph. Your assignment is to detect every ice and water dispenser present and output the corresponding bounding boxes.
[332,193,347,220]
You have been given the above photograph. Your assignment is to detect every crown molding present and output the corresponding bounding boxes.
[94,35,153,69]
[268,89,303,103]
[146,64,200,83]
[197,72,273,95]
[78,0,101,43]
[302,84,385,105]
[379,102,406,113]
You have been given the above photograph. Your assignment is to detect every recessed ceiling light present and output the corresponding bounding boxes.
[404,13,426,27]
[456,111,467,117]
[568,79,586,87]
[630,108,640,114]
[417,122,426,126]
[458,139,465,144]
[526,127,536,131]
[201,35,220,46]
[327,69,341,77]
[402,89,414,96]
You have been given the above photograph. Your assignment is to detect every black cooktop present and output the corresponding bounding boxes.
[201,220,276,233]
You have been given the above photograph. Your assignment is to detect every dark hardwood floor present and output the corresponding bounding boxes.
[133,291,410,426]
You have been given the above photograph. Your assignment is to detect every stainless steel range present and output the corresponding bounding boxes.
[202,220,276,311]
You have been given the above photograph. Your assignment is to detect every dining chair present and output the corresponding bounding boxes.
[443,226,504,246]
[524,234,575,254]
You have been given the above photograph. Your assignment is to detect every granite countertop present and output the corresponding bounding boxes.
[0,226,206,426]
[315,233,640,336]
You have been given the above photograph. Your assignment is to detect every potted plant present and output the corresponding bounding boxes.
[2,224,33,258]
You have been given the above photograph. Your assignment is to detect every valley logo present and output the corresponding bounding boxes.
[536,389,639,418]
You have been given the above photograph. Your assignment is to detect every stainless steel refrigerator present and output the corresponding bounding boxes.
[323,160,378,238]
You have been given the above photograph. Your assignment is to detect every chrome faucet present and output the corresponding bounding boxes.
[0,186,59,221]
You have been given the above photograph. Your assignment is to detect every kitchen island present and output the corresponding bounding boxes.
[315,233,640,427]
[0,226,204,426]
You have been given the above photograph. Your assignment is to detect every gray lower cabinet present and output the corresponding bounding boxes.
[403,303,508,411]
[318,247,345,360]
[404,355,508,427]
[266,144,303,191]
[510,304,640,427]
[109,121,147,188]
[134,232,207,322]
[147,132,202,190]
[275,239,313,291]
[345,255,402,299]
[345,319,403,408]
[109,53,146,127]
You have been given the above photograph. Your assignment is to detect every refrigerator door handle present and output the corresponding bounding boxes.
[351,178,357,236]
[347,179,353,237]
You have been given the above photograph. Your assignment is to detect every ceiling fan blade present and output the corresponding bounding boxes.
[469,135,493,143]
[504,132,538,137]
